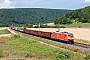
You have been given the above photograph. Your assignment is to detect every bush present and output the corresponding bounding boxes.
[0,50,3,58]
[60,26,66,28]
[13,35,20,39]
[84,54,90,60]
[53,25,66,28]
[55,51,71,60]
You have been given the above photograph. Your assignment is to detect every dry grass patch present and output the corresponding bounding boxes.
[75,39,90,45]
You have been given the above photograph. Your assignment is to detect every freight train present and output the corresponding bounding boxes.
[10,26,74,44]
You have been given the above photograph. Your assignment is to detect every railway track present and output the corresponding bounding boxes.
[10,28,90,50]
[74,42,90,49]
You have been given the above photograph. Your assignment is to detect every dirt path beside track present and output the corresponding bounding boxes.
[0,34,11,37]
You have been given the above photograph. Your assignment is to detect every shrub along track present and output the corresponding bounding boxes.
[9,28,90,54]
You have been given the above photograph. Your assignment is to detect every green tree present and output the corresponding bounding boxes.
[54,6,90,24]
[0,8,70,26]
[84,54,90,60]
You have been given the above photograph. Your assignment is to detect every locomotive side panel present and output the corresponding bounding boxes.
[51,32,66,41]
[51,32,74,44]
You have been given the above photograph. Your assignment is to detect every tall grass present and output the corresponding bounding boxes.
[7,36,61,59]
[6,35,84,60]
[0,50,3,58]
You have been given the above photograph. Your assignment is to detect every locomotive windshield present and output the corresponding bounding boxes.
[68,33,73,37]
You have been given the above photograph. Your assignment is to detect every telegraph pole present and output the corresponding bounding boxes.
[58,23,60,32]
[38,23,40,37]
[39,23,40,31]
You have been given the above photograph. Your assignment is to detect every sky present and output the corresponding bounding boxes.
[0,0,90,10]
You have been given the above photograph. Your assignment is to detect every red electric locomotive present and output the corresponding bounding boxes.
[51,32,74,44]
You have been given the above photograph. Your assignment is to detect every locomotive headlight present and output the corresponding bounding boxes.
[68,37,70,39]
[71,37,74,39]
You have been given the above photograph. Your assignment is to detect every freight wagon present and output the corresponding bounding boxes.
[23,28,52,39]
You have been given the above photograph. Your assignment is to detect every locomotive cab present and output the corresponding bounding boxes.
[67,33,74,44]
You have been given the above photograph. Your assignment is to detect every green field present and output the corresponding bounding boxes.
[59,23,90,28]
[47,23,90,28]
[0,29,11,34]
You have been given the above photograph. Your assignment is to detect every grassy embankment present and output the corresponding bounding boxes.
[0,29,11,58]
[0,35,87,60]
[0,29,90,60]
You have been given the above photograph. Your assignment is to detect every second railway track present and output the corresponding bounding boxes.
[74,42,90,49]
